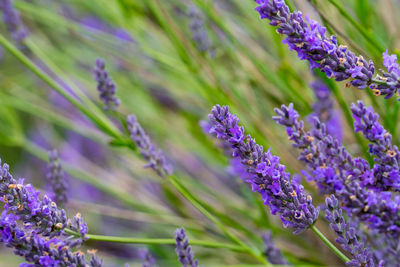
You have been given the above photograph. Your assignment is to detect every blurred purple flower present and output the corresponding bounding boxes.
[309,80,342,141]
[262,231,288,264]
[127,114,173,177]
[0,0,28,42]
[175,227,199,267]
[46,150,68,206]
[188,4,214,56]
[94,58,120,110]
[140,249,156,267]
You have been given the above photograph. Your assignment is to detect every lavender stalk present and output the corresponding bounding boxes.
[207,105,319,234]
[46,149,68,207]
[254,0,400,100]
[175,227,199,267]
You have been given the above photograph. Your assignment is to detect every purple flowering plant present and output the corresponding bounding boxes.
[0,0,400,266]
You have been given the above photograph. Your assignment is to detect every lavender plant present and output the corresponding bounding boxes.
[207,105,319,234]
[0,0,400,266]
[254,0,400,99]
[0,158,101,266]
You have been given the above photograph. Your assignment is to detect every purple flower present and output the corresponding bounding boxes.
[208,105,319,234]
[93,58,120,110]
[0,0,28,42]
[46,150,68,206]
[309,80,342,141]
[325,195,376,266]
[351,101,400,191]
[175,227,199,267]
[127,114,173,177]
[0,157,101,266]
[254,0,400,100]
[188,4,214,55]
[0,159,88,239]
[262,231,288,264]
[0,211,101,266]
[274,103,400,239]
[140,249,156,267]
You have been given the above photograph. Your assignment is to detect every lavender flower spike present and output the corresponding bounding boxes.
[208,105,319,234]
[351,101,400,191]
[46,149,68,206]
[140,249,156,267]
[175,227,199,267]
[188,4,213,55]
[254,1,400,99]
[325,195,376,266]
[0,0,28,42]
[274,104,400,237]
[262,231,288,264]
[0,211,101,266]
[0,158,99,266]
[94,58,120,110]
[127,114,173,177]
[255,0,374,89]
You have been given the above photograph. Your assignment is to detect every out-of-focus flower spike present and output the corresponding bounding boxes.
[310,80,342,141]
[140,248,156,267]
[262,231,288,264]
[0,0,28,42]
[188,4,214,56]
[127,114,173,177]
[94,58,120,110]
[175,227,199,267]
[46,149,68,206]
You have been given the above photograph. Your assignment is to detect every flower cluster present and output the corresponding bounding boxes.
[254,0,400,99]
[94,58,120,110]
[262,231,287,265]
[46,149,68,206]
[175,227,199,267]
[273,103,400,239]
[310,80,342,141]
[351,101,400,191]
[127,114,173,177]
[325,195,376,266]
[0,159,101,266]
[0,0,28,42]
[207,105,319,234]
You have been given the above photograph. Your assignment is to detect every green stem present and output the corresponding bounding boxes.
[169,175,268,264]
[310,225,350,263]
[65,228,248,252]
